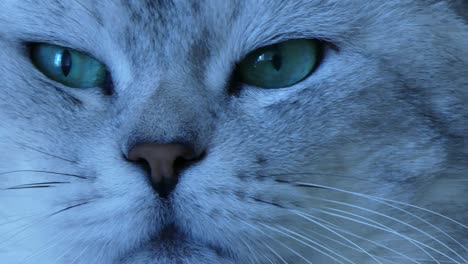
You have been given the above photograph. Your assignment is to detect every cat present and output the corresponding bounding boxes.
[0,0,467,263]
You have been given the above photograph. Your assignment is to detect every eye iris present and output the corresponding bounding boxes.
[236,39,320,89]
[61,49,72,77]
[31,43,109,89]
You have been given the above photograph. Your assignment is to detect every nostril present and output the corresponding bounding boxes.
[173,157,192,176]
[173,150,207,175]
[173,157,188,176]
[133,159,152,178]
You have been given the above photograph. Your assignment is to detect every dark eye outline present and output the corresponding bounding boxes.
[27,42,114,95]
[228,39,328,95]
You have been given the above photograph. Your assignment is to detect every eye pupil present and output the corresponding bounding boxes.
[271,53,282,71]
[61,49,72,77]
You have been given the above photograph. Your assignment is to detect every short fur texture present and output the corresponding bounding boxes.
[0,1,466,263]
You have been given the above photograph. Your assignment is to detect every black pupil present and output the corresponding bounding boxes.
[271,53,282,71]
[61,50,72,77]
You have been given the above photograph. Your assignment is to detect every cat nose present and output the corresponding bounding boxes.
[128,143,196,199]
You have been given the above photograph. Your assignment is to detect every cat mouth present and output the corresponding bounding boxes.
[153,224,228,259]
[157,224,185,242]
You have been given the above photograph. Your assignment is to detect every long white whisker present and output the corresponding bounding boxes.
[292,181,467,229]
[263,242,289,264]
[21,231,70,262]
[275,225,355,264]
[0,211,46,228]
[93,239,111,264]
[321,207,391,230]
[314,197,465,263]
[307,207,422,264]
[311,187,467,254]
[306,204,446,263]
[260,223,315,264]
[239,237,262,264]
[263,254,276,264]
[292,210,384,264]
[374,201,467,253]
[288,181,466,262]
[0,212,57,248]
[70,240,96,264]
[236,218,287,264]
[297,222,421,264]
[239,219,308,264]
[52,228,91,264]
[301,206,465,263]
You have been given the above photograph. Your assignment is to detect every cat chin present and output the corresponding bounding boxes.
[120,238,235,264]
[113,223,236,264]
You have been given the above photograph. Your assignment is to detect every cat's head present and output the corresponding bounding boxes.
[0,1,466,263]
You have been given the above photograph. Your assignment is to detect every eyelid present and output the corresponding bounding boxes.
[237,38,333,67]
[25,40,109,67]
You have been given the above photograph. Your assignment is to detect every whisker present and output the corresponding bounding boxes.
[238,237,263,264]
[307,194,466,262]
[69,238,95,264]
[50,202,89,217]
[292,210,384,264]
[331,202,461,263]
[263,255,276,264]
[251,197,286,208]
[8,181,70,187]
[374,255,459,264]
[275,179,326,189]
[51,227,92,264]
[21,230,71,263]
[299,199,460,263]
[295,221,417,264]
[281,180,468,230]
[322,207,391,231]
[5,186,55,190]
[272,172,380,184]
[239,219,308,264]
[308,208,438,263]
[278,179,467,261]
[263,243,289,264]
[0,201,90,248]
[260,223,314,264]
[92,241,109,264]
[3,217,69,263]
[10,139,79,164]
[0,212,47,227]
[274,225,354,264]
[4,181,70,190]
[329,195,467,254]
[0,170,90,180]
[306,207,423,264]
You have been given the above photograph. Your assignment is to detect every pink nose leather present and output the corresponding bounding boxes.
[128,143,195,198]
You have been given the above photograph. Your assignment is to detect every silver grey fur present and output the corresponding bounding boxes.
[0,0,467,263]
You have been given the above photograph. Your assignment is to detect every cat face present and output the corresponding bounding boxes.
[0,1,466,263]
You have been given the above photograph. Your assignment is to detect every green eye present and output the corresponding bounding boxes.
[236,39,321,88]
[31,43,108,88]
